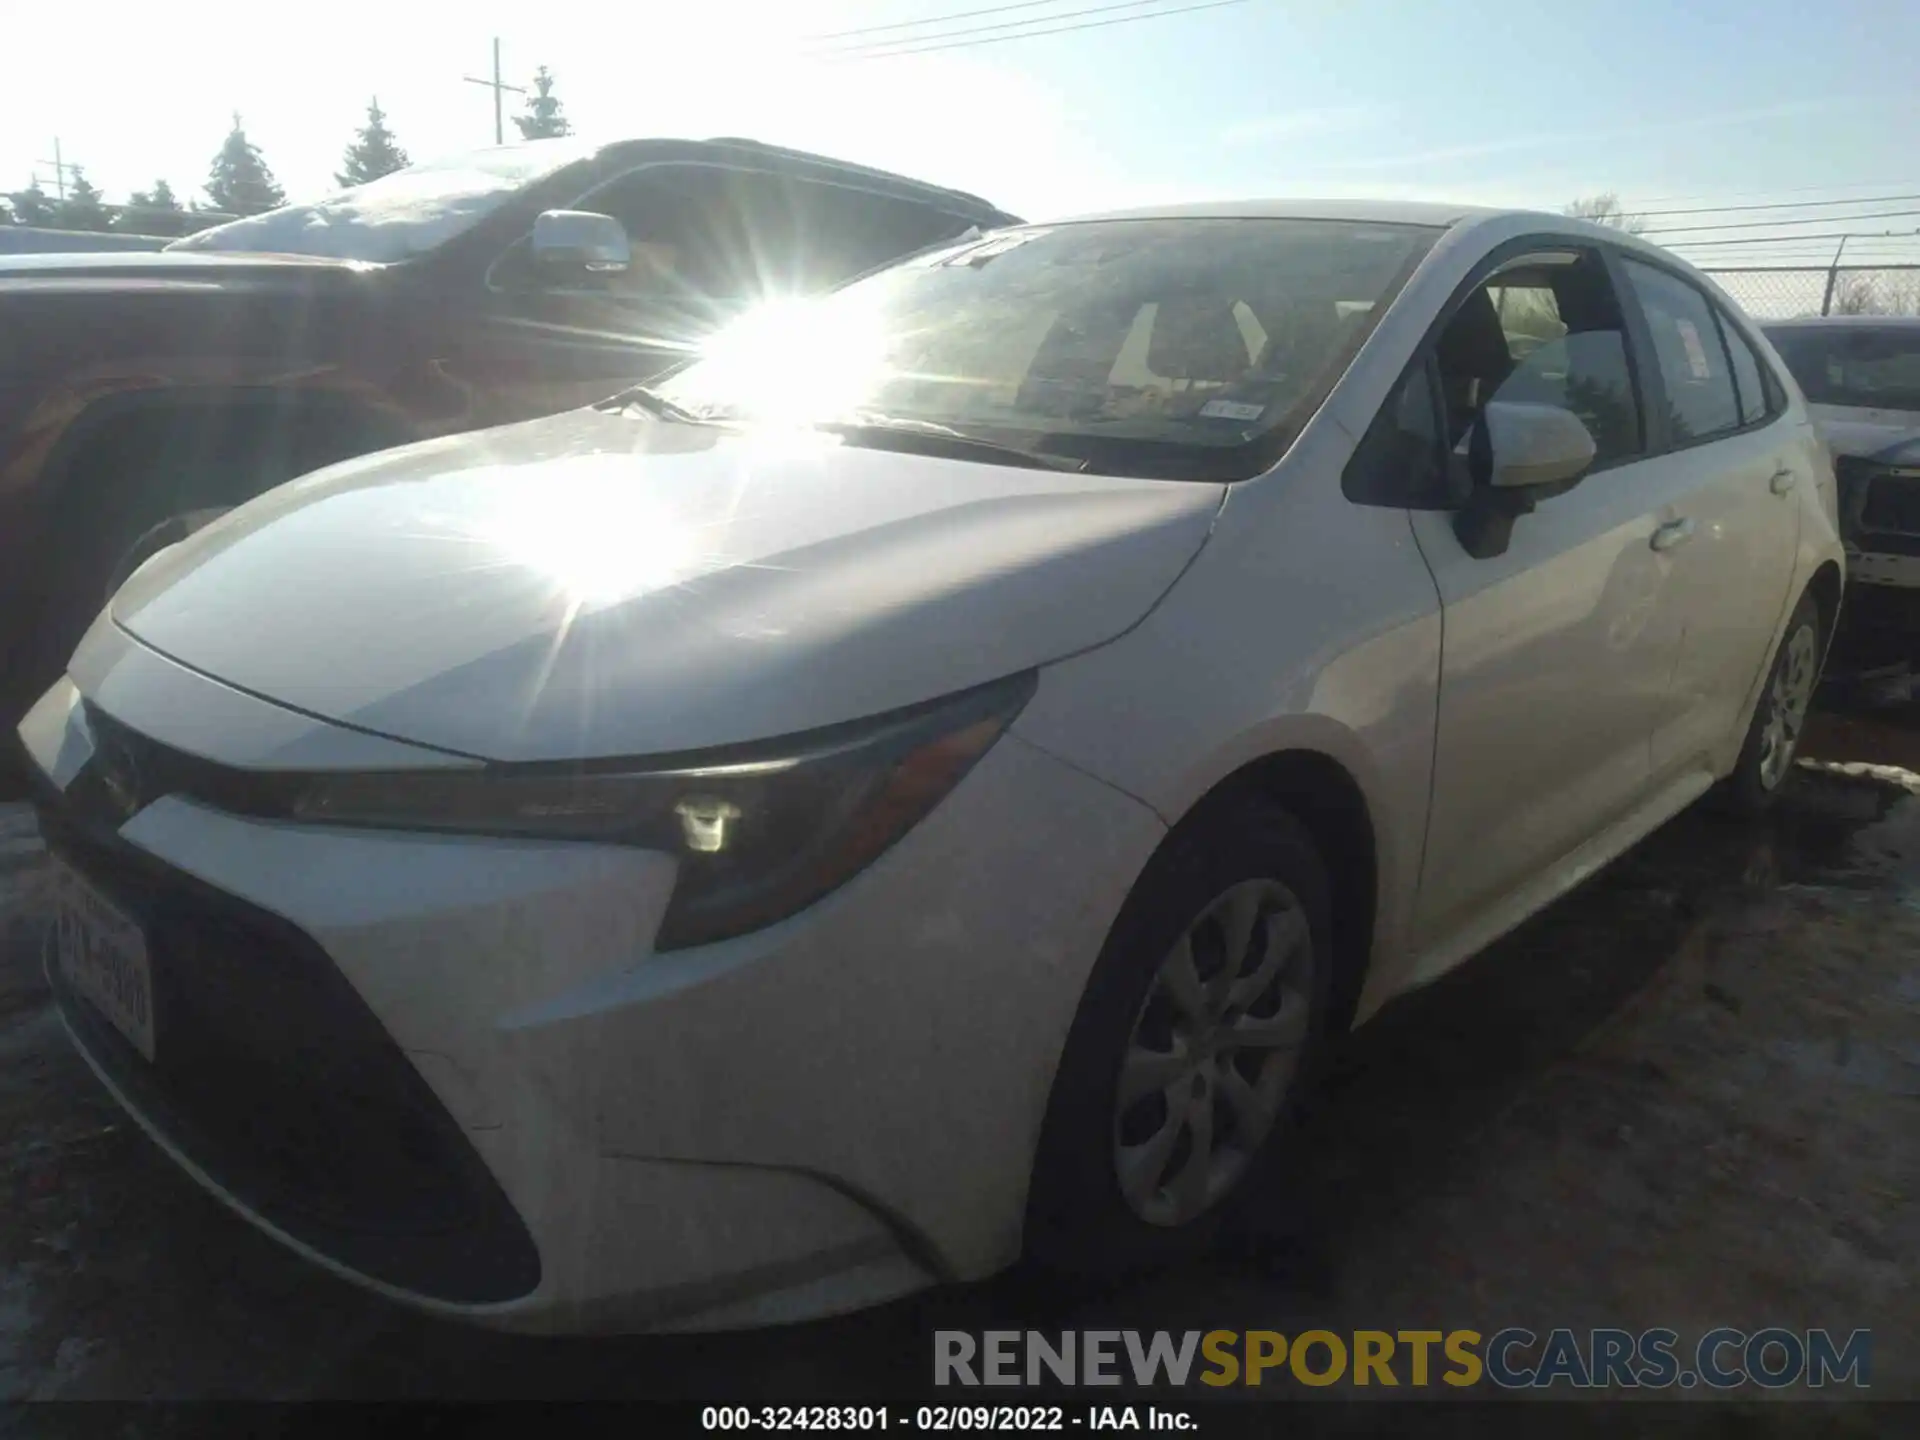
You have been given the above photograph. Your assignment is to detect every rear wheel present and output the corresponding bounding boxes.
[1715,590,1824,815]
[1025,798,1334,1275]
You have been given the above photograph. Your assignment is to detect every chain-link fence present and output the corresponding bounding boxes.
[1697,265,1920,321]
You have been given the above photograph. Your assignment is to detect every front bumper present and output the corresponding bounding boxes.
[1824,458,1920,669]
[1837,456,1920,596]
[38,789,544,1305]
[20,638,1163,1332]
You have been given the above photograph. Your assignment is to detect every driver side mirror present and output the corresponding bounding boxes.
[1454,401,1597,559]
[531,210,632,279]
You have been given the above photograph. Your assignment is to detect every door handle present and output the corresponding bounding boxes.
[1770,468,1798,495]
[1650,517,1697,553]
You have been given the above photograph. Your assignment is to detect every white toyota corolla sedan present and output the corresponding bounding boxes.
[20,200,1842,1334]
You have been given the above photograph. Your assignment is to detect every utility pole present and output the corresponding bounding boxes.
[34,138,74,200]
[1821,234,1850,317]
[463,37,526,145]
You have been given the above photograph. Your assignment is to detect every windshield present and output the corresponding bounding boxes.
[652,217,1438,478]
[165,138,598,262]
[1767,325,1920,414]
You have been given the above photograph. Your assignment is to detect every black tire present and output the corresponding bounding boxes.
[1714,589,1825,817]
[1025,797,1336,1277]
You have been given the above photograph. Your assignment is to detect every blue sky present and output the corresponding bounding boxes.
[6,0,1919,263]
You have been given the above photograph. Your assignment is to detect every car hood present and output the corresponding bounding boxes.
[1867,435,1920,469]
[0,250,370,279]
[111,409,1223,762]
[1808,404,1920,460]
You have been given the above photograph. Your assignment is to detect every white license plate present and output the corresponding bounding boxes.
[53,859,156,1062]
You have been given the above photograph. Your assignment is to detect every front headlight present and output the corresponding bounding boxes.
[286,672,1036,949]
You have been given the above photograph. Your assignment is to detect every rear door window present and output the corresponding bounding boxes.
[1621,259,1743,443]
[1715,308,1773,426]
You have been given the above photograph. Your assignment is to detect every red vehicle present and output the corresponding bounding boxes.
[0,135,1017,786]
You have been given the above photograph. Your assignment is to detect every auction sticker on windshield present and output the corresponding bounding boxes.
[54,860,155,1062]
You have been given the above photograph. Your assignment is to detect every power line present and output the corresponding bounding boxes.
[1702,265,1920,274]
[1665,228,1920,249]
[811,0,1074,41]
[819,0,1239,57]
[1666,237,1920,252]
[1667,240,1920,251]
[1675,236,1920,250]
[1691,256,1920,268]
[1700,264,1920,274]
[1644,206,1920,236]
[1686,251,1920,262]
[823,0,1249,61]
[1630,179,1919,206]
[1630,191,1920,222]
[815,0,1180,56]
[1666,229,1920,246]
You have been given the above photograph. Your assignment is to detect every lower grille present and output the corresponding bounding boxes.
[36,783,541,1306]
[1858,471,1920,537]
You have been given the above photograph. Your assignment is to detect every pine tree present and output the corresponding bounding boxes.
[120,179,191,236]
[336,97,410,188]
[5,181,55,226]
[205,114,287,216]
[513,66,572,140]
[53,168,113,231]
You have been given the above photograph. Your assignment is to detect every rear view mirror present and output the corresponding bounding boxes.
[1454,401,1597,560]
[1484,401,1597,490]
[531,210,632,276]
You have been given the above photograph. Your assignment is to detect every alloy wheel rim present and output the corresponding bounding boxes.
[1111,878,1314,1228]
[1758,623,1818,791]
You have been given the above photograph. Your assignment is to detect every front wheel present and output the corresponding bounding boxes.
[1715,590,1824,815]
[1025,798,1334,1276]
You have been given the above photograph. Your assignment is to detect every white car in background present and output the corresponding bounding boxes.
[1764,317,1920,673]
[21,201,1842,1334]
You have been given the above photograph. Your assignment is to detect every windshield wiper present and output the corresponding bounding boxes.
[594,395,1085,472]
[596,384,713,424]
[816,416,1087,473]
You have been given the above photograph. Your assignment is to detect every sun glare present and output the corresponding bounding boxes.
[450,466,704,607]
[687,294,894,426]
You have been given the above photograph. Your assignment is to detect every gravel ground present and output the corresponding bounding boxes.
[0,712,1914,1423]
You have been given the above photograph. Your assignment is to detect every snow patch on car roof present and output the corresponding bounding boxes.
[169,140,599,263]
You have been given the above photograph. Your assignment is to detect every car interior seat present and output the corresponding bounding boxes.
[1436,288,1518,446]
[1144,295,1261,393]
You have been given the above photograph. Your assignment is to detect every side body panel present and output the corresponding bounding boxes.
[1404,455,1676,963]
[1010,417,1445,1025]
[1645,424,1803,782]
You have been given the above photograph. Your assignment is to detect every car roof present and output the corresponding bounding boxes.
[1761,314,1920,330]
[593,136,1022,227]
[1038,197,1506,228]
